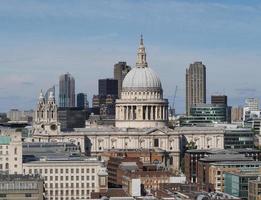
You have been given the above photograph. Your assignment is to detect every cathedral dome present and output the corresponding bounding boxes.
[122,35,162,92]
[122,67,162,91]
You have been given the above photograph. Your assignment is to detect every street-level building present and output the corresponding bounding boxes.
[0,130,22,174]
[0,174,44,200]
[23,156,108,200]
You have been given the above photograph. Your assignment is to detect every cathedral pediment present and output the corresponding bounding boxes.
[145,128,168,136]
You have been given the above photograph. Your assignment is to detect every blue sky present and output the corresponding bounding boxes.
[0,0,261,113]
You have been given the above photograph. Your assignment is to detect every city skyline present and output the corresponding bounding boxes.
[1,0,261,112]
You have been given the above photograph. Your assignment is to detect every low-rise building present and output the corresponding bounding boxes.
[23,156,108,200]
[248,178,261,200]
[0,130,22,174]
[224,170,260,200]
[224,128,254,149]
[0,174,44,200]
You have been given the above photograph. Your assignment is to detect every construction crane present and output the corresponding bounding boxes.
[170,86,178,116]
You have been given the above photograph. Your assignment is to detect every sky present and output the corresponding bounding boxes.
[0,0,261,113]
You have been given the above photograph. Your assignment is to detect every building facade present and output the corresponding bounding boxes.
[77,93,88,109]
[0,130,22,174]
[186,61,206,115]
[0,174,44,200]
[99,79,118,97]
[114,61,131,98]
[59,73,75,108]
[23,157,108,200]
[115,36,168,128]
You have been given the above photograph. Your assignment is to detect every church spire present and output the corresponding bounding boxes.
[136,34,148,68]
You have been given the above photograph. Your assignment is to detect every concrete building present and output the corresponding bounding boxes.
[0,174,44,200]
[186,61,206,115]
[184,148,261,183]
[231,106,243,122]
[248,178,261,200]
[114,61,131,98]
[23,156,108,200]
[0,130,22,174]
[59,73,75,108]
[243,97,259,121]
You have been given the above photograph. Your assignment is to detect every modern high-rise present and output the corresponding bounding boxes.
[211,95,227,106]
[186,61,206,115]
[77,93,88,109]
[98,78,118,97]
[59,73,75,108]
[243,98,260,121]
[114,61,131,98]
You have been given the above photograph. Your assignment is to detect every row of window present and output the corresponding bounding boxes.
[44,175,95,181]
[47,189,94,196]
[27,168,95,174]
[46,182,95,188]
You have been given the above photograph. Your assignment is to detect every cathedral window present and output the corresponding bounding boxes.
[154,139,159,147]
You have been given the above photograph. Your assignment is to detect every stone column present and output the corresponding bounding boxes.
[155,106,158,120]
[145,106,148,120]
[163,106,165,120]
[130,106,133,120]
[159,106,162,120]
[140,106,143,120]
[150,106,153,120]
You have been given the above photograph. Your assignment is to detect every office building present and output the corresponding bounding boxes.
[114,61,131,98]
[224,170,260,200]
[224,128,254,149]
[57,107,86,131]
[243,98,259,121]
[59,73,75,108]
[98,78,118,97]
[211,95,227,106]
[0,130,22,174]
[231,106,243,122]
[248,178,261,200]
[77,93,88,109]
[0,174,44,200]
[186,61,206,115]
[23,156,108,200]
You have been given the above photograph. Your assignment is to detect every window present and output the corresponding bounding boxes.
[71,169,74,173]
[60,169,63,173]
[50,169,53,174]
[92,176,95,181]
[154,139,159,147]
[92,168,95,173]
[0,194,6,197]
[55,169,58,173]
[14,147,17,155]
[81,168,84,173]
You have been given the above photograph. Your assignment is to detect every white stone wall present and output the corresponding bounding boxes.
[23,160,106,200]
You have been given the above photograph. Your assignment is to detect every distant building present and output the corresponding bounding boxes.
[114,61,131,98]
[243,97,259,121]
[77,93,88,109]
[211,95,227,106]
[248,178,261,200]
[231,106,243,122]
[57,107,86,131]
[180,104,227,126]
[92,95,116,116]
[0,130,22,174]
[23,156,108,200]
[186,61,206,115]
[224,170,260,200]
[7,109,22,121]
[0,174,44,200]
[98,78,118,97]
[184,148,261,183]
[224,128,254,149]
[59,73,75,107]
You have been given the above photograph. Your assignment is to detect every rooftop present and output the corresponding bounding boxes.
[0,174,42,181]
